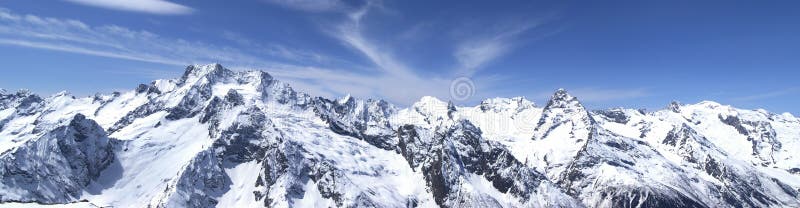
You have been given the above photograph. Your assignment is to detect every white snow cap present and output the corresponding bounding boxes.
[415,96,447,107]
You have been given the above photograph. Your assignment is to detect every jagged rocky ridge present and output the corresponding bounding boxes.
[0,64,798,207]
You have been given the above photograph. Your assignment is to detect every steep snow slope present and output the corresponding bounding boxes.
[1,64,799,208]
[527,89,593,179]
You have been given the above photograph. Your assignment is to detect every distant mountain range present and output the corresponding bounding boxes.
[1,64,798,207]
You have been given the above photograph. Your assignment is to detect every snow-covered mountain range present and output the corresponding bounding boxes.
[1,64,798,208]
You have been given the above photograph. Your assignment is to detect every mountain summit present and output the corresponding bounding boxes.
[0,64,798,208]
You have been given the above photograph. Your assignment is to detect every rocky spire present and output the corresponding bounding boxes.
[533,89,593,140]
[544,88,583,110]
[529,89,595,180]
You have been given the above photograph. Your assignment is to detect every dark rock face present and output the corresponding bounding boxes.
[166,83,213,120]
[0,90,46,133]
[108,100,163,133]
[718,114,781,166]
[719,115,747,135]
[135,83,161,94]
[112,66,243,133]
[254,140,292,206]
[63,114,114,179]
[179,64,233,85]
[254,141,350,207]
[662,124,713,164]
[155,151,231,208]
[0,90,45,131]
[669,101,682,113]
[396,124,429,169]
[212,107,273,163]
[313,97,397,150]
[789,168,800,174]
[594,109,630,124]
[417,120,567,207]
[224,89,245,106]
[660,124,797,208]
[0,114,114,203]
[607,189,708,208]
[559,127,711,208]
[0,90,43,111]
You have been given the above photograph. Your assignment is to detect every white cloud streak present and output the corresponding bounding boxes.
[733,87,800,102]
[0,8,333,67]
[453,15,557,76]
[261,0,346,12]
[102,68,182,80]
[246,0,558,105]
[62,0,193,15]
[319,2,480,103]
[220,30,336,65]
[0,38,183,65]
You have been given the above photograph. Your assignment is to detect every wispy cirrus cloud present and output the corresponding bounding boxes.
[453,14,559,76]
[220,30,335,64]
[261,0,512,104]
[62,0,193,15]
[261,0,348,12]
[311,2,454,102]
[255,0,575,105]
[733,87,800,102]
[0,8,331,67]
[102,68,182,80]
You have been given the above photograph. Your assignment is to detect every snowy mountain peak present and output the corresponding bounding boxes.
[544,88,583,110]
[411,96,449,116]
[185,63,225,76]
[337,94,353,105]
[528,89,594,180]
[179,63,234,85]
[780,112,797,121]
[696,100,723,107]
[416,96,446,106]
[2,64,800,207]
[14,89,32,96]
[52,90,71,98]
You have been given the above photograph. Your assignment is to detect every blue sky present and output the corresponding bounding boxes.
[0,0,798,114]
